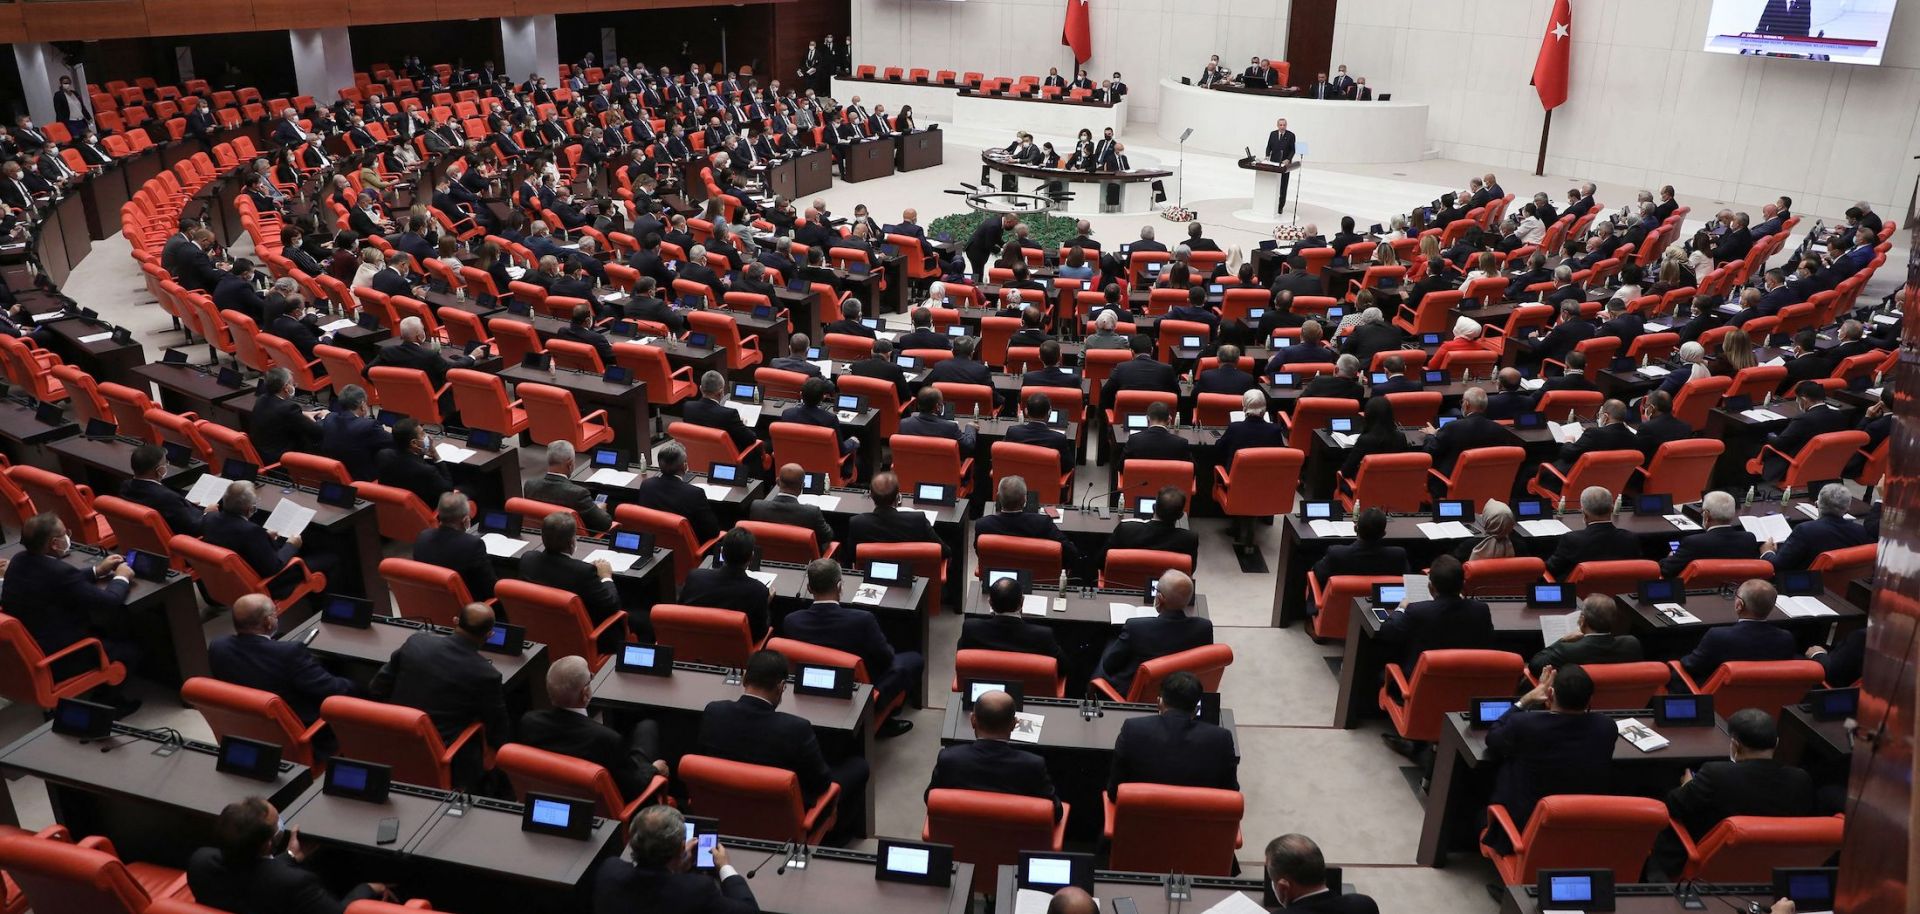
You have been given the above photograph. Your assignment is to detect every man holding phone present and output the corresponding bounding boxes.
[592,804,758,913]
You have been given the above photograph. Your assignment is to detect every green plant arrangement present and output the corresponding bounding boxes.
[927,210,1083,248]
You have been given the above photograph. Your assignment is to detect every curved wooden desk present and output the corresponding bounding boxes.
[978,151,1170,215]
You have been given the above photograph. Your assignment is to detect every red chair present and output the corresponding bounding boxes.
[1395,290,1461,335]
[991,441,1072,505]
[170,533,326,611]
[496,579,626,672]
[650,604,764,668]
[1678,559,1776,590]
[1671,375,1733,430]
[1462,558,1547,597]
[1527,450,1643,504]
[975,533,1063,582]
[522,382,610,449]
[353,482,436,543]
[1104,784,1243,876]
[1119,459,1195,509]
[0,613,127,711]
[1635,439,1723,503]
[0,834,190,914]
[1430,446,1526,509]
[1746,430,1869,496]
[1535,390,1603,422]
[754,368,809,402]
[7,466,113,547]
[1724,366,1787,405]
[1564,560,1661,598]
[1670,814,1845,882]
[1214,446,1305,547]
[1567,661,1673,710]
[952,649,1065,697]
[320,695,492,789]
[856,541,947,617]
[680,754,839,844]
[94,495,185,572]
[1809,543,1875,595]
[892,435,973,500]
[733,520,829,565]
[1336,452,1431,513]
[923,788,1065,895]
[1667,659,1826,720]
[1279,398,1362,452]
[278,452,353,489]
[380,557,477,620]
[669,422,766,475]
[1480,795,1668,885]
[496,742,667,825]
[769,422,856,486]
[447,369,528,436]
[181,677,327,769]
[1091,643,1233,703]
[1380,649,1524,742]
[315,345,376,402]
[687,311,764,372]
[614,342,697,410]
[1383,391,1443,427]
[1100,549,1193,592]
[1305,574,1402,642]
[614,503,720,587]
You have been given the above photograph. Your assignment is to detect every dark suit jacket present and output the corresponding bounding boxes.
[368,630,509,746]
[682,398,759,453]
[1287,892,1381,914]
[1310,540,1410,582]
[0,552,131,656]
[1377,596,1495,672]
[121,477,205,536]
[1003,421,1075,473]
[1342,323,1406,366]
[208,633,356,724]
[846,506,945,560]
[518,707,655,800]
[1108,711,1238,795]
[678,567,772,643]
[1216,416,1289,471]
[697,695,833,802]
[1665,758,1814,839]
[252,395,322,464]
[376,450,454,517]
[1194,366,1259,398]
[781,601,894,680]
[975,510,1081,566]
[1122,426,1191,463]
[1763,404,1851,473]
[368,340,469,388]
[1527,633,1644,677]
[928,739,1059,816]
[188,849,375,914]
[414,526,498,600]
[895,328,952,352]
[1099,612,1213,694]
[958,613,1061,658]
[747,493,834,550]
[1545,521,1642,580]
[1555,422,1638,472]
[1108,518,1199,563]
[519,548,623,625]
[1659,525,1760,578]
[1425,413,1509,476]
[925,358,991,386]
[1769,515,1871,572]
[1816,628,1865,685]
[1486,709,1618,830]
[1103,356,1180,409]
[634,474,721,542]
[1679,619,1799,682]
[847,357,908,399]
[203,511,297,586]
[1635,414,1694,464]
[591,859,759,914]
[1299,374,1365,403]
[524,472,614,532]
[320,411,392,480]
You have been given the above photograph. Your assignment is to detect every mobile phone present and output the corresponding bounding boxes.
[376,816,401,845]
[1112,899,1139,914]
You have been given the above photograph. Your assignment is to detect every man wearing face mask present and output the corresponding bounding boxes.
[592,804,757,913]
[369,602,510,786]
[1646,707,1815,880]
[0,513,138,709]
[1263,833,1379,911]
[190,797,393,913]
[208,594,357,726]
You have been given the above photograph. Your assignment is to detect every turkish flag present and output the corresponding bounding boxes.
[1062,0,1092,65]
[1532,0,1572,110]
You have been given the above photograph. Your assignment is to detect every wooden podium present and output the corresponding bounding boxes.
[897,128,945,172]
[844,136,898,183]
[1239,156,1302,218]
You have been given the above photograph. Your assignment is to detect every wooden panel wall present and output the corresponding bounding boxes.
[1282,0,1336,91]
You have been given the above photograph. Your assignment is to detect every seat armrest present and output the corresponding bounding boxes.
[1089,678,1124,702]
[581,409,611,427]
[39,637,112,671]
[1667,659,1704,694]
[440,721,488,767]
[1484,804,1527,854]
[589,610,628,644]
[1667,816,1702,863]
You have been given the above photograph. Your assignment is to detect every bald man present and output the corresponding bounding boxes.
[1047,887,1098,914]
[926,690,1060,818]
[208,593,357,724]
[369,602,510,783]
[1097,570,1212,695]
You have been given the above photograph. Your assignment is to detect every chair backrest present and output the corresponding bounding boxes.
[6,466,98,545]
[352,481,436,542]
[952,649,1064,697]
[447,369,525,436]
[668,422,752,474]
[1101,549,1193,592]
[1107,784,1243,876]
[1578,661,1674,710]
[100,383,159,442]
[169,533,273,607]
[1287,398,1361,451]
[1346,452,1432,512]
[1564,559,1660,598]
[1556,450,1644,501]
[50,366,110,427]
[768,422,850,485]
[650,604,758,668]
[1677,559,1776,589]
[1124,643,1234,702]
[974,533,1064,581]
[1462,557,1546,597]
[1382,391,1442,427]
[733,520,825,564]
[1216,447,1305,517]
[1725,365,1787,403]
[679,754,810,840]
[520,382,601,449]
[1780,430,1871,494]
[495,743,625,819]
[497,579,613,669]
[1683,815,1845,882]
[181,676,317,767]
[892,435,966,494]
[0,835,156,914]
[1696,660,1827,720]
[1395,649,1526,741]
[1504,795,1669,883]
[368,366,444,425]
[279,452,353,488]
[1639,439,1723,503]
[95,495,180,571]
[1536,389,1603,422]
[1119,459,1196,506]
[1672,375,1733,429]
[1808,543,1876,596]
[380,557,475,619]
[1442,446,1526,509]
[924,788,1062,896]
[320,695,458,788]
[613,503,706,585]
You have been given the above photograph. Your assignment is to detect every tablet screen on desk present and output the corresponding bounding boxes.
[1370,583,1405,607]
[1469,698,1514,728]
[1528,583,1572,608]
[1638,579,1684,605]
[323,758,392,802]
[1017,852,1093,892]
[478,622,525,656]
[50,698,115,739]
[1328,417,1353,433]
[479,510,514,535]
[1777,570,1821,596]
[960,679,1024,710]
[521,793,596,840]
[612,530,654,555]
[983,568,1033,594]
[1301,501,1338,520]
[865,560,909,586]
[1538,870,1612,911]
[794,664,854,698]
[592,447,624,469]
[615,642,674,675]
[317,481,357,508]
[732,383,759,402]
[1513,499,1547,519]
[1774,868,1837,908]
[1805,687,1858,721]
[875,839,953,886]
[1654,693,1713,727]
[708,463,740,484]
[914,482,955,506]
[1432,499,1469,521]
[321,596,374,628]
[216,736,283,781]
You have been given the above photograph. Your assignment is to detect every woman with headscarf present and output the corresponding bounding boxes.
[1454,499,1518,563]
[1656,340,1710,398]
[1432,316,1485,371]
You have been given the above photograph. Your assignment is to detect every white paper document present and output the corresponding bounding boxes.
[320,318,357,332]
[1546,421,1583,444]
[1636,365,1671,378]
[796,493,841,511]
[1109,603,1155,625]
[1520,377,1546,391]
[76,331,115,344]
[1330,432,1358,447]
[1417,521,1474,540]
[1519,518,1572,536]
[583,549,642,572]
[747,570,779,588]
[1777,595,1837,618]
[433,442,476,463]
[697,484,733,500]
[725,402,762,425]
[587,468,638,487]
[1020,594,1051,616]
[478,533,526,557]
[1644,322,1670,332]
[1664,514,1701,531]
[1309,519,1356,538]
[1738,514,1794,542]
[1651,602,1702,625]
[1009,711,1044,744]
[263,500,316,539]
[1538,610,1581,644]
[1742,408,1788,422]
[1401,573,1432,603]
[850,583,888,605]
[810,360,836,377]
[1617,717,1670,752]
[1196,892,1271,914]
[185,475,235,508]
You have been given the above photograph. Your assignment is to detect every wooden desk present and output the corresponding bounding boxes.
[129,361,251,420]
[1331,596,1556,729]
[992,868,1274,914]
[498,363,651,448]
[718,838,971,914]
[897,128,945,172]
[843,136,898,183]
[49,434,203,494]
[278,614,549,700]
[38,317,145,386]
[1776,704,1854,769]
[0,395,78,460]
[766,151,835,200]
[1499,884,1773,914]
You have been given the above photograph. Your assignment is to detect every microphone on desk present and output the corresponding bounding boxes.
[1077,485,1127,514]
[745,841,792,878]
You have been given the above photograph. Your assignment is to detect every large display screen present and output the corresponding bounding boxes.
[1703,0,1900,65]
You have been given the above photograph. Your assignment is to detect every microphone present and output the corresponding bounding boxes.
[745,841,791,878]
[1078,485,1128,514]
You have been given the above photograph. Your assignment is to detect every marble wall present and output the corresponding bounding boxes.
[1328,0,1920,217]
[849,0,1294,128]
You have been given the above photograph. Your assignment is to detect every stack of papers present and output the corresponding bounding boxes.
[796,493,841,511]
[1196,892,1272,914]
[263,500,316,538]
[1545,421,1583,444]
[587,468,638,486]
[1742,408,1788,422]
[76,331,115,345]
[185,475,235,508]
[1778,595,1837,618]
[506,266,527,280]
[1636,365,1671,378]
[697,484,732,500]
[1759,356,1787,368]
[481,533,530,557]
[1329,432,1359,447]
[1417,521,1474,540]
[1664,514,1701,531]
[1020,594,1052,616]
[1108,603,1155,625]
[1308,519,1356,538]
[1738,514,1794,541]
[583,549,643,572]
[836,410,860,423]
[1617,718,1670,752]
[850,583,888,605]
[1400,574,1433,603]
[746,570,779,588]
[321,318,357,332]
[1793,502,1855,521]
[917,509,941,524]
[433,442,476,462]
[1009,712,1044,744]
[1651,602,1702,624]
[1227,410,1247,424]
[1538,610,1581,644]
[725,402,763,425]
[810,360,835,376]
[1519,518,1572,536]
[1644,322,1671,333]
[1520,377,1546,391]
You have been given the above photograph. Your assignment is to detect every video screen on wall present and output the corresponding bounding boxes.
[1703,0,1901,65]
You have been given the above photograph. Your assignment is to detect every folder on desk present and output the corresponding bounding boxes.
[482,533,530,558]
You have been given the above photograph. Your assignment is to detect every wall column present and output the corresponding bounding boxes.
[290,28,355,102]
[500,15,559,86]
[13,43,86,130]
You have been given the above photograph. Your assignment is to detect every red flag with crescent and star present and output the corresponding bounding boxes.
[1063,0,1092,65]
[1532,0,1572,110]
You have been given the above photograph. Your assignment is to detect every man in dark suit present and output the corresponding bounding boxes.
[212,261,272,322]
[368,602,509,784]
[924,336,992,386]
[1652,492,1756,579]
[1845,387,1893,478]
[1754,0,1814,38]
[556,302,616,367]
[676,527,773,643]
[203,482,309,599]
[927,689,1059,818]
[1104,335,1180,411]
[1376,555,1493,675]
[1678,579,1800,683]
[1765,483,1873,572]
[959,576,1062,659]
[1195,344,1259,397]
[1517,300,1595,372]
[779,376,862,458]
[1754,382,1851,485]
[1526,352,1598,412]
[975,476,1083,574]
[1541,399,1637,493]
[1264,835,1382,913]
[1545,485,1644,580]
[591,804,760,914]
[633,443,721,543]
[374,418,455,516]
[1528,595,1644,676]
[1,514,138,698]
[781,559,923,736]
[1016,340,1077,390]
[1482,664,1617,850]
[1263,118,1297,210]
[1300,354,1367,403]
[189,797,388,914]
[1308,507,1409,583]
[1003,392,1075,474]
[1634,390,1694,465]
[366,315,481,392]
[1266,320,1340,376]
[521,655,666,801]
[1807,628,1866,687]
[896,306,952,352]
[520,511,624,628]
[122,443,207,536]
[821,297,875,339]
[1108,488,1200,564]
[698,648,869,839]
[898,386,979,456]
[414,492,497,600]
[1482,369,1533,421]
[749,462,838,550]
[1216,389,1289,470]
[251,368,324,465]
[1108,671,1237,795]
[1121,401,1190,463]
[524,441,614,532]
[1713,212,1755,265]
[1097,570,1211,696]
[845,472,948,563]
[1423,388,1510,499]
[209,593,357,725]
[683,370,761,457]
[319,386,391,481]
[1341,310,1406,368]
[621,276,685,333]
[1650,708,1815,879]
[965,212,1016,278]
